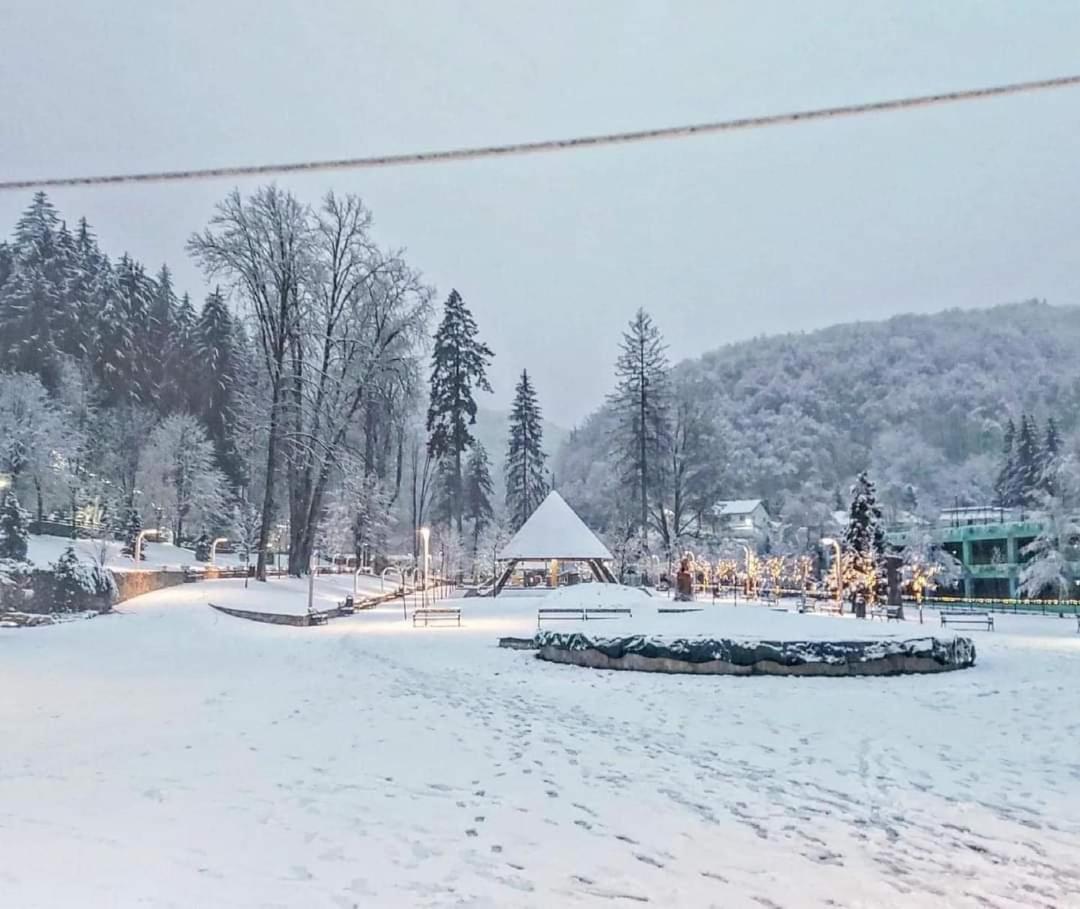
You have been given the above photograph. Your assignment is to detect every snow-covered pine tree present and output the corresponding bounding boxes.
[0,193,70,389]
[1041,416,1061,495]
[995,417,1016,507]
[195,287,240,468]
[426,289,494,533]
[147,265,179,411]
[48,545,106,612]
[0,488,30,561]
[607,308,670,546]
[842,471,886,617]
[1015,414,1041,508]
[96,255,152,405]
[504,369,548,531]
[1019,455,1079,600]
[66,216,111,362]
[464,441,495,558]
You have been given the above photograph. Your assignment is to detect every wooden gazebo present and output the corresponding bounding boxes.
[494,491,617,594]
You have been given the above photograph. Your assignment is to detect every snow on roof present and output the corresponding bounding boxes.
[713,499,765,517]
[499,491,613,561]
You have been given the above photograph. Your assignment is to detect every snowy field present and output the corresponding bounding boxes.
[3,580,1080,907]
[25,534,250,573]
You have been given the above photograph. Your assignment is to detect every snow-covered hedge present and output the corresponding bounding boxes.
[535,631,976,676]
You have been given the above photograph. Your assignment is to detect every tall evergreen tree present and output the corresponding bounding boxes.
[0,193,70,388]
[995,417,1016,507]
[464,441,495,557]
[174,291,198,406]
[147,265,179,409]
[843,471,885,617]
[65,216,109,360]
[1015,414,1041,508]
[426,289,494,533]
[96,255,152,404]
[505,369,548,530]
[195,286,242,477]
[1041,417,1061,495]
[0,488,30,561]
[607,308,670,545]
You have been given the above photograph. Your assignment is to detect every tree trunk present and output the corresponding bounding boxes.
[639,341,648,544]
[255,383,282,582]
[34,476,44,527]
[455,447,463,534]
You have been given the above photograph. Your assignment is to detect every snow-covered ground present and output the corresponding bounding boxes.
[25,533,250,573]
[3,580,1079,907]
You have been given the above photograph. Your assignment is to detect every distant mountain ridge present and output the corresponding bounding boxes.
[555,300,1080,535]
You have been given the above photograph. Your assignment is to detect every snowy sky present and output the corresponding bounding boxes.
[3,1,1080,426]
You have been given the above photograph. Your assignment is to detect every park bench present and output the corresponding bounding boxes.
[870,606,902,622]
[536,607,632,628]
[940,611,994,631]
[585,607,632,620]
[412,607,461,627]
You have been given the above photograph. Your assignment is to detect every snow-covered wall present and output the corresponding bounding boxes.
[535,631,976,676]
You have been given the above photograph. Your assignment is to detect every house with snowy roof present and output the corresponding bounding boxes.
[711,499,772,540]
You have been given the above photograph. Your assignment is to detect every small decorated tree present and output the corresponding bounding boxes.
[843,472,886,617]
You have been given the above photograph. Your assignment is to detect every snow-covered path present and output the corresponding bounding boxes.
[3,581,1080,907]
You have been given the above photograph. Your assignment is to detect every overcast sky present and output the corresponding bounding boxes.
[3,1,1079,425]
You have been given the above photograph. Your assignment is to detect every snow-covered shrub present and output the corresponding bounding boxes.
[36,546,116,613]
[0,557,34,611]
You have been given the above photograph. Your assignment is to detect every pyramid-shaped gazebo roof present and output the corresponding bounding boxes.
[498,491,613,562]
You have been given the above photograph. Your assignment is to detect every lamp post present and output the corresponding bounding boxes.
[739,544,753,599]
[209,536,228,566]
[133,528,156,564]
[307,548,319,614]
[821,537,842,610]
[419,526,431,606]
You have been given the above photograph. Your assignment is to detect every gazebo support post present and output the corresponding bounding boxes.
[494,560,518,595]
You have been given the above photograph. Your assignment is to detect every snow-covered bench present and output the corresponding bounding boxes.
[536,607,631,628]
[870,606,902,622]
[940,611,994,631]
[412,607,461,627]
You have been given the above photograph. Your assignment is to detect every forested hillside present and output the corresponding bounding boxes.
[555,301,1080,539]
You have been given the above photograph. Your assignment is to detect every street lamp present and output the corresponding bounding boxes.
[821,537,843,610]
[209,536,228,565]
[739,543,753,598]
[419,526,431,605]
[133,528,157,564]
[307,548,319,614]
